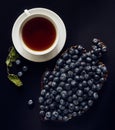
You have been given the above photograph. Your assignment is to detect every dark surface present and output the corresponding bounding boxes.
[0,0,115,130]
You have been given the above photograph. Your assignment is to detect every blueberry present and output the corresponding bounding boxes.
[88,80,93,86]
[68,96,72,102]
[43,77,48,84]
[56,87,62,93]
[69,48,75,55]
[67,71,74,78]
[45,112,51,118]
[51,81,57,87]
[80,61,86,66]
[46,98,52,104]
[94,74,100,80]
[62,52,69,60]
[60,99,65,105]
[79,75,84,80]
[88,100,93,106]
[78,45,83,51]
[72,55,78,60]
[66,59,72,65]
[63,65,69,72]
[49,75,53,80]
[86,57,92,62]
[61,91,68,98]
[82,80,87,87]
[93,38,99,43]
[85,65,92,71]
[74,49,79,54]
[67,78,73,83]
[56,58,64,66]
[75,106,79,111]
[84,74,89,80]
[93,92,99,99]
[27,99,34,107]
[91,54,97,60]
[71,80,77,87]
[60,68,66,73]
[102,46,107,53]
[52,70,57,75]
[92,84,97,90]
[76,90,83,96]
[39,111,45,117]
[88,90,93,96]
[60,73,67,81]
[44,85,49,90]
[100,77,105,83]
[58,115,63,121]
[75,61,80,67]
[96,84,102,90]
[55,72,60,77]
[38,96,44,103]
[78,83,83,89]
[17,71,23,77]
[68,90,73,96]
[63,109,69,114]
[41,89,46,96]
[55,95,61,102]
[102,66,107,73]
[44,106,49,111]
[45,92,50,99]
[65,83,71,90]
[77,97,83,102]
[92,66,96,71]
[81,101,86,107]
[73,100,79,105]
[74,68,79,73]
[96,68,101,74]
[72,94,77,99]
[77,111,83,116]
[59,81,65,87]
[22,66,28,72]
[69,103,75,110]
[75,75,80,81]
[15,59,21,65]
[63,116,69,122]
[50,103,55,109]
[53,77,59,82]
[44,116,49,120]
[72,112,77,117]
[83,105,89,111]
[39,105,45,110]
[59,105,65,110]
[52,90,57,95]
[84,87,90,92]
[87,52,91,57]
[70,63,76,69]
[92,45,97,50]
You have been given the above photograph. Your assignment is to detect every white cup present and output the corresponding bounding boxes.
[12,8,66,62]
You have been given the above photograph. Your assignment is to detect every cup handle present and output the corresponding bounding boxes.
[24,9,30,16]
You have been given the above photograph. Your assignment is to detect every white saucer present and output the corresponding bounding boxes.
[12,8,66,62]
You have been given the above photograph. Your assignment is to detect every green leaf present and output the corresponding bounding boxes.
[6,46,19,67]
[8,74,23,87]
[6,46,23,87]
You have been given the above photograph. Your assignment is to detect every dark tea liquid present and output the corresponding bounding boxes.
[22,17,56,51]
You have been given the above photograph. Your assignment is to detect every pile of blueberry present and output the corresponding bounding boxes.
[38,38,108,122]
[15,59,28,77]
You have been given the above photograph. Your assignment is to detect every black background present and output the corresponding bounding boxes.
[0,0,115,130]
